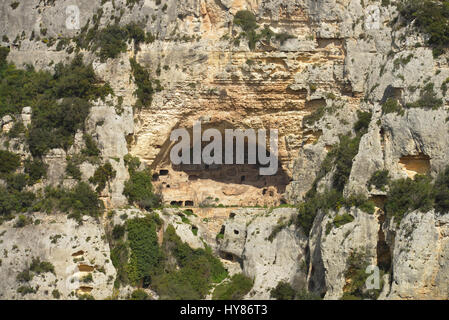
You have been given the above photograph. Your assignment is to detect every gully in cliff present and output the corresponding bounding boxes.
[170,121,279,175]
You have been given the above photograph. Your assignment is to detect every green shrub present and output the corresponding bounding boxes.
[233,11,293,50]
[17,268,33,282]
[130,289,151,300]
[270,281,296,300]
[110,241,129,287]
[81,134,101,158]
[17,285,36,296]
[356,198,376,215]
[353,111,372,134]
[52,289,61,299]
[39,182,103,220]
[81,273,93,283]
[382,98,403,115]
[332,213,355,229]
[406,83,443,110]
[305,132,362,194]
[126,215,164,286]
[233,11,258,32]
[297,189,343,235]
[52,55,113,100]
[124,23,147,49]
[275,32,295,44]
[342,250,383,300]
[384,175,434,225]
[297,192,374,235]
[0,150,20,175]
[270,281,321,300]
[212,274,253,300]
[124,154,141,173]
[6,173,28,192]
[123,169,160,210]
[7,121,25,138]
[295,289,322,300]
[31,94,92,152]
[367,170,390,191]
[0,46,10,68]
[76,22,149,61]
[303,106,326,126]
[95,25,129,61]
[24,158,47,184]
[112,224,126,240]
[89,162,116,193]
[152,225,228,300]
[268,218,289,242]
[397,0,449,55]
[130,58,162,109]
[433,166,449,214]
[29,257,55,274]
[65,160,82,180]
[332,135,362,192]
[110,217,227,298]
[0,187,35,216]
[0,50,111,156]
[17,257,55,284]
[13,214,32,228]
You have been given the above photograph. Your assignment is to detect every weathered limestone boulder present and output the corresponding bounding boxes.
[43,148,67,186]
[384,211,449,300]
[159,208,205,250]
[348,108,449,197]
[0,213,116,300]
[345,119,384,197]
[2,0,449,301]
[308,208,379,300]
[80,162,97,182]
[219,208,308,299]
[382,109,449,179]
[1,115,13,133]
[218,209,256,259]
[85,102,134,207]
[21,107,32,127]
[286,144,327,204]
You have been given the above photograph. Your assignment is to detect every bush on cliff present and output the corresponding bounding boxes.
[150,225,228,300]
[212,273,253,300]
[398,0,449,56]
[123,169,160,210]
[36,182,103,221]
[0,49,112,157]
[384,175,434,225]
[0,150,21,175]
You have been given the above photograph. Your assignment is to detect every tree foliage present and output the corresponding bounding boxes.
[398,0,449,56]
[0,49,112,157]
[123,168,160,210]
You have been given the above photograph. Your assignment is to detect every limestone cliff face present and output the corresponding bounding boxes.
[0,213,116,300]
[1,0,449,300]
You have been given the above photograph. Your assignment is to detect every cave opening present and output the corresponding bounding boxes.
[399,154,431,178]
[152,121,291,207]
[170,137,290,194]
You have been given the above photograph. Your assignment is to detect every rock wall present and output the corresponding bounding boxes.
[1,0,449,300]
[0,213,116,300]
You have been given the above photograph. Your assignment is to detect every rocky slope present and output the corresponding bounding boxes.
[1,0,449,300]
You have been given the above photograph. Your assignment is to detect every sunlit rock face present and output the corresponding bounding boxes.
[2,0,449,300]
